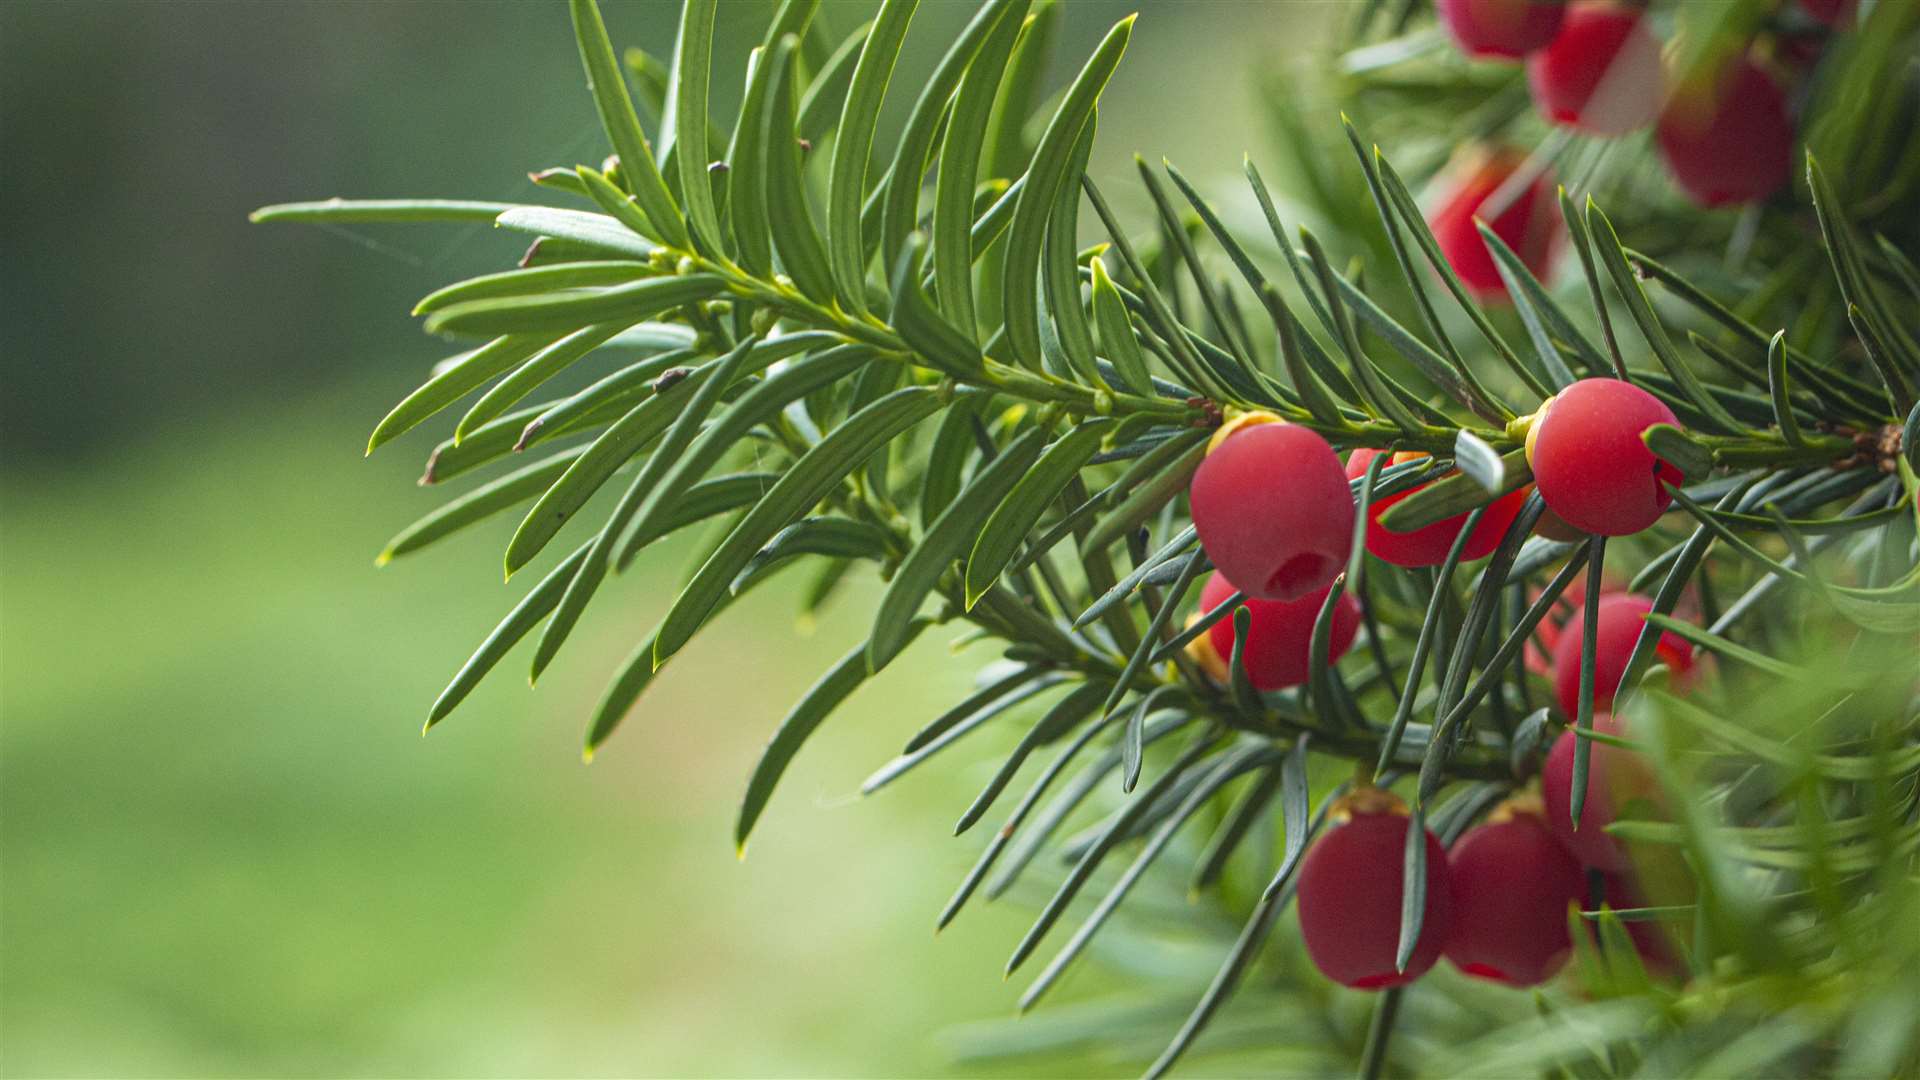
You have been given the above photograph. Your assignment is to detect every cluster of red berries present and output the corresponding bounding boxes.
[1187,416,1701,990]
[1186,415,1360,689]
[1185,383,1687,679]
[1431,0,1844,293]
[1296,752,1674,991]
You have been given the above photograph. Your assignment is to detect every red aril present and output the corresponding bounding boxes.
[1189,415,1353,601]
[1193,571,1360,691]
[1527,3,1665,136]
[1297,789,1454,989]
[1550,593,1696,719]
[1526,378,1686,536]
[1444,798,1588,986]
[1428,146,1561,298]
[1657,53,1794,208]
[1347,448,1533,566]
[1437,0,1566,60]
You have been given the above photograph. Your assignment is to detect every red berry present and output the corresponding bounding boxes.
[1550,593,1696,719]
[1526,378,1686,536]
[1444,802,1587,986]
[1800,0,1855,27]
[1541,712,1655,872]
[1657,55,1794,208]
[1190,416,1354,601]
[1347,449,1534,566]
[1437,0,1566,59]
[1297,792,1454,989]
[1527,3,1665,136]
[1195,571,1360,690]
[1428,147,1562,298]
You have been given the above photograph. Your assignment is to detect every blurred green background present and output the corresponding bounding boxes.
[0,2,1331,1075]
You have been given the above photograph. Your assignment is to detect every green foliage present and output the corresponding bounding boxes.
[256,0,1920,1075]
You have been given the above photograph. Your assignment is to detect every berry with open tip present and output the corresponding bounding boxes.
[1189,415,1354,601]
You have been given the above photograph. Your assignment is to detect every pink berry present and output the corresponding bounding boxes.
[1444,802,1587,986]
[1189,417,1354,601]
[1196,571,1359,691]
[1550,593,1696,719]
[1800,0,1855,26]
[1428,147,1562,298]
[1526,378,1686,536]
[1527,3,1665,136]
[1657,54,1794,208]
[1347,449,1534,566]
[1437,0,1567,59]
[1297,792,1454,990]
[1541,712,1654,872]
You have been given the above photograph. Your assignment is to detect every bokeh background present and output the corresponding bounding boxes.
[1,2,1337,1075]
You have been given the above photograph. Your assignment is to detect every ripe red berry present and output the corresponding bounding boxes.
[1437,0,1566,59]
[1800,0,1855,27]
[1428,147,1562,298]
[1527,3,1665,136]
[1347,449,1533,566]
[1657,54,1794,208]
[1192,571,1360,690]
[1444,800,1587,986]
[1297,790,1454,989]
[1541,712,1655,872]
[1550,593,1696,720]
[1189,416,1354,602]
[1525,378,1686,536]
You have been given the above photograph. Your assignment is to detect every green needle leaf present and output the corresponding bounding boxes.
[369,334,557,454]
[1453,429,1505,494]
[932,3,1028,334]
[531,335,765,680]
[379,446,586,565]
[494,205,658,260]
[426,543,591,730]
[966,419,1110,607]
[1568,535,1607,830]
[870,422,1047,672]
[760,35,835,304]
[1584,200,1743,434]
[737,631,924,851]
[422,274,724,338]
[1766,329,1807,448]
[251,198,519,224]
[1000,14,1133,371]
[1393,804,1429,973]
[668,0,724,255]
[656,386,944,670]
[827,0,919,315]
[615,344,873,569]
[568,0,686,248]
